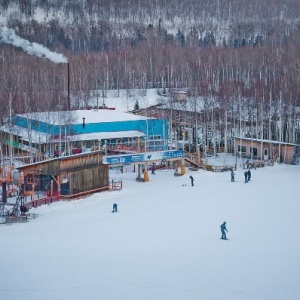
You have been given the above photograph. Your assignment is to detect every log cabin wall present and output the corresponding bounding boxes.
[17,151,109,195]
[61,164,109,194]
[59,152,102,173]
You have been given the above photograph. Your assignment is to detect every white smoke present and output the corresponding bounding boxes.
[0,27,68,63]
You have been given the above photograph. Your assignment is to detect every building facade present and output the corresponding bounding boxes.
[0,109,169,161]
[234,137,298,164]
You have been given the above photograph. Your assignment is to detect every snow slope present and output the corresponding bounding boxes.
[1,163,300,300]
[95,88,162,112]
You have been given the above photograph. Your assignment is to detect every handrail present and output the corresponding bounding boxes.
[24,196,60,209]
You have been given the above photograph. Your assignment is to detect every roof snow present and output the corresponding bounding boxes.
[18,109,154,126]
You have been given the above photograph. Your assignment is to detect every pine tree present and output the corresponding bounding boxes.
[134,100,140,111]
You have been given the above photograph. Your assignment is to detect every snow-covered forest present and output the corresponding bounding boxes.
[0,0,300,146]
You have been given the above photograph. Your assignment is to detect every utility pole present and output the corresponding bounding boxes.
[9,92,13,166]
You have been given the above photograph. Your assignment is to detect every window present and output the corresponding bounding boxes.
[238,145,246,153]
[250,147,258,156]
[150,135,161,140]
[27,177,38,185]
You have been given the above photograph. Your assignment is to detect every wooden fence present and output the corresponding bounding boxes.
[24,195,60,209]
[23,180,123,208]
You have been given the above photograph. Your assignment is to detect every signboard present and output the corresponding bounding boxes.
[104,150,183,165]
[5,139,20,147]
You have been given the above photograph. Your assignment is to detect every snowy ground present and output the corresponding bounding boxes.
[1,162,300,300]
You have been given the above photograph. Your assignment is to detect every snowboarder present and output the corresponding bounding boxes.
[247,169,251,182]
[112,203,118,213]
[220,221,228,239]
[189,175,194,186]
[244,171,248,183]
[230,169,235,182]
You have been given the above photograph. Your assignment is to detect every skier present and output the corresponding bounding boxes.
[244,171,248,183]
[220,221,228,239]
[230,169,235,182]
[189,175,194,186]
[247,169,251,182]
[112,203,118,213]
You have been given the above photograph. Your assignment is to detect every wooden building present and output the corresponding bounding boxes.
[173,91,188,102]
[17,151,109,198]
[234,137,298,164]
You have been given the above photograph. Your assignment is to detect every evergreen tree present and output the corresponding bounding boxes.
[134,100,140,111]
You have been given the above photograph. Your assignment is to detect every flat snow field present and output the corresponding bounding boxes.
[1,163,300,300]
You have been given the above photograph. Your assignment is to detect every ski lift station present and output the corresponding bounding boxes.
[0,109,169,160]
[0,109,186,223]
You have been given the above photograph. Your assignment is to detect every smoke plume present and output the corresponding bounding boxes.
[0,27,68,63]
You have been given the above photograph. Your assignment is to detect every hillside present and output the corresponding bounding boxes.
[1,0,300,51]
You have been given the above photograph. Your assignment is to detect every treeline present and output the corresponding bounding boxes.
[0,0,299,145]
[1,40,299,116]
[2,0,300,51]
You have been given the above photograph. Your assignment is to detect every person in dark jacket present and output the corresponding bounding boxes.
[151,162,156,175]
[220,221,228,239]
[189,175,194,186]
[230,169,235,182]
[244,171,248,183]
[112,203,118,213]
[247,169,251,182]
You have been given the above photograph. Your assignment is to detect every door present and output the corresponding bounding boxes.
[264,148,268,160]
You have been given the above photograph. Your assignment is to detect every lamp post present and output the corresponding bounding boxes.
[32,184,35,202]
[37,169,42,198]
[50,180,53,198]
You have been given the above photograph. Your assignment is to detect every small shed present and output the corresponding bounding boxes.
[234,137,298,164]
[173,91,187,102]
[17,151,109,198]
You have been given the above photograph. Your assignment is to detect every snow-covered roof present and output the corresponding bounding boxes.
[0,124,48,143]
[18,109,154,126]
[68,131,145,142]
[235,137,299,147]
[74,109,152,124]
[0,123,145,144]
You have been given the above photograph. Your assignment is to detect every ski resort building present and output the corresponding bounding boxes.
[234,137,298,165]
[0,109,169,161]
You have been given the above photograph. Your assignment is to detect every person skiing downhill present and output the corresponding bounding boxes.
[220,222,228,239]
[189,175,194,186]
